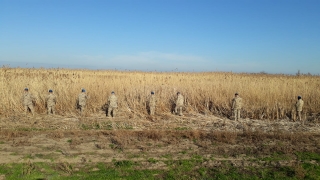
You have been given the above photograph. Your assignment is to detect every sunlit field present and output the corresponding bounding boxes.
[1,67,320,179]
[1,67,319,119]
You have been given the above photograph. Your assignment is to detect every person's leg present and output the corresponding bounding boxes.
[237,109,241,120]
[112,108,116,117]
[150,106,155,115]
[234,109,238,121]
[52,105,56,115]
[29,105,35,116]
[24,106,28,115]
[298,111,302,121]
[48,106,51,115]
[179,106,183,116]
[108,107,112,117]
[80,105,85,115]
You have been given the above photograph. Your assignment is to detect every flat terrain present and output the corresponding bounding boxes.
[1,67,320,179]
[0,111,320,179]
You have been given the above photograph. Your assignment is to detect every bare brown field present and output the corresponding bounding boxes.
[0,113,320,179]
[1,124,319,165]
[0,109,319,163]
[0,108,319,178]
[0,67,319,120]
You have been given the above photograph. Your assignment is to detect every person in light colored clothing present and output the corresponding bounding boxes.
[46,89,56,115]
[148,91,157,115]
[21,88,36,116]
[175,92,184,116]
[295,96,304,121]
[77,89,88,115]
[232,92,242,121]
[107,91,118,118]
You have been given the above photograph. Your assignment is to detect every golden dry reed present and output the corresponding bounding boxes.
[0,67,319,119]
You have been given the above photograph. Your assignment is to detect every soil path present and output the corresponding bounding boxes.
[0,111,319,165]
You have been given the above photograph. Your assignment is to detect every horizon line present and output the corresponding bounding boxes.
[0,63,319,77]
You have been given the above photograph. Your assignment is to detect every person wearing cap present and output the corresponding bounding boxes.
[175,92,184,116]
[77,89,88,115]
[107,91,118,118]
[21,88,36,116]
[295,96,304,121]
[148,91,157,115]
[232,92,243,121]
[46,89,57,115]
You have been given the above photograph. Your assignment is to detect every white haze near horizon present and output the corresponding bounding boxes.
[1,51,318,75]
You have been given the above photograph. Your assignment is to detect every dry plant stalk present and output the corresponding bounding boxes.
[0,67,319,119]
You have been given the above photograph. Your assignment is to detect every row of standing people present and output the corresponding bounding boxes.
[78,89,118,117]
[21,88,304,121]
[22,88,56,116]
[230,93,304,121]
[21,88,185,117]
[77,90,185,117]
[21,88,118,117]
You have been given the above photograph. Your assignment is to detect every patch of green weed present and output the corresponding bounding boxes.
[296,152,320,162]
[162,154,172,159]
[114,160,135,168]
[147,158,158,164]
[175,127,189,130]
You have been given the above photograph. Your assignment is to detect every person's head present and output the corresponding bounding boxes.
[298,96,302,100]
[49,89,53,93]
[177,92,180,95]
[235,92,239,96]
[111,91,115,94]
[24,88,29,92]
[82,89,86,93]
[151,91,154,95]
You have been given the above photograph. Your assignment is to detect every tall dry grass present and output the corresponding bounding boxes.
[0,67,319,119]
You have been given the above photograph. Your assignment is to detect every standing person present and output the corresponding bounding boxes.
[77,89,88,115]
[21,88,36,116]
[148,91,157,115]
[295,96,304,121]
[107,91,118,118]
[46,89,56,115]
[232,92,242,121]
[175,92,184,116]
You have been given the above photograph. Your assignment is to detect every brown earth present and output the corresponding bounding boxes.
[0,110,319,170]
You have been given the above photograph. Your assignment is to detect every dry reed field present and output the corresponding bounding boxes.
[0,67,319,119]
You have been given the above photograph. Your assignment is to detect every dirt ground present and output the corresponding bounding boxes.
[1,110,320,132]
[0,110,319,174]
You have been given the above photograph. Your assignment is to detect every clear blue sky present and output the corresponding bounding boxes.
[1,0,319,74]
